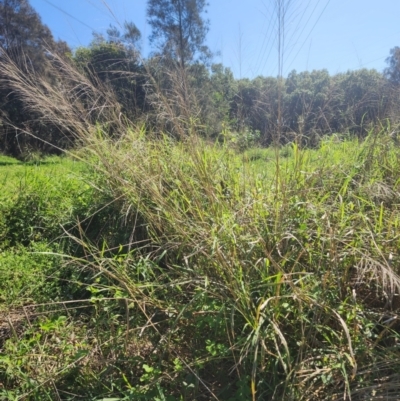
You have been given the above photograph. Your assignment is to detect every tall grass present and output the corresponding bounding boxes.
[1,50,400,400]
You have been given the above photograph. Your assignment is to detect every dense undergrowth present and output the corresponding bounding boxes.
[1,128,400,400]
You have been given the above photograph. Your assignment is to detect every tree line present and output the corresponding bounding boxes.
[1,0,400,157]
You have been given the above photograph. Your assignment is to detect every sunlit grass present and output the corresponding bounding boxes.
[2,130,400,400]
[0,156,85,195]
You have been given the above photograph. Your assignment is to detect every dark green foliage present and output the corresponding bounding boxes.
[0,0,65,65]
[332,69,388,135]
[223,69,390,144]
[208,64,237,129]
[73,39,147,121]
[285,69,332,136]
[385,46,400,85]
[0,0,71,157]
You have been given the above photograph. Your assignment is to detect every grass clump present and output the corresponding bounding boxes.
[2,127,400,400]
[2,51,400,400]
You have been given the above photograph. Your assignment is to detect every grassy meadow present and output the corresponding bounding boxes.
[1,129,400,400]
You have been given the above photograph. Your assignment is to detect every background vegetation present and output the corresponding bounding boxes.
[1,0,400,157]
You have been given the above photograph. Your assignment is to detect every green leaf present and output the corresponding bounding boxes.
[143,364,154,373]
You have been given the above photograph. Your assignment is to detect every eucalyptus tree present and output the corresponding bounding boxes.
[147,0,210,69]
[384,47,400,123]
[146,0,211,136]
[385,47,400,85]
[0,0,66,64]
[106,21,142,50]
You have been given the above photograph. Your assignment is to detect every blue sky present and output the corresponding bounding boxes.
[29,0,400,79]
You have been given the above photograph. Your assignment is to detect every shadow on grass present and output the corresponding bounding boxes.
[0,160,61,166]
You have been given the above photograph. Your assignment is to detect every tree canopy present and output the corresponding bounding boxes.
[147,0,210,68]
[385,46,400,85]
[0,0,69,66]
[74,24,146,121]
